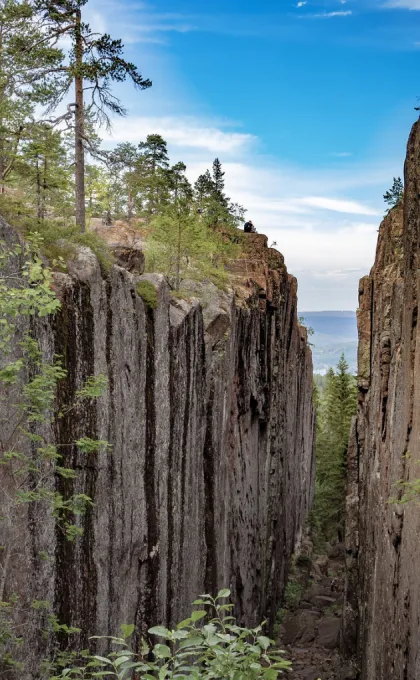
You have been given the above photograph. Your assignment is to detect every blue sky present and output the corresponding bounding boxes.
[87,0,420,309]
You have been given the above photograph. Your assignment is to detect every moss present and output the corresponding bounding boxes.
[136,280,158,310]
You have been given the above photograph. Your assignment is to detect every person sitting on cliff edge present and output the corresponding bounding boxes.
[244,219,256,233]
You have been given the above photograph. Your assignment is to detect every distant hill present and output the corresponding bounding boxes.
[299,311,358,375]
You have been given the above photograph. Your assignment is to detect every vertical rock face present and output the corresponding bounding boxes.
[0,226,315,676]
[344,121,420,679]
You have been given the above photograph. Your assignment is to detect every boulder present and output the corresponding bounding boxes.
[317,617,341,650]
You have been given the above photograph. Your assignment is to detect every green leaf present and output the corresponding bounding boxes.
[149,625,171,639]
[93,656,114,666]
[176,618,192,629]
[154,644,171,659]
[191,610,206,622]
[263,670,279,680]
[257,635,271,651]
[120,624,135,639]
[216,588,231,599]
[114,656,131,667]
[178,637,203,650]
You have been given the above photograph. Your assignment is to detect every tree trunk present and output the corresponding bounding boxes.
[41,157,47,220]
[127,173,133,223]
[74,8,85,232]
[36,156,42,220]
[176,209,181,290]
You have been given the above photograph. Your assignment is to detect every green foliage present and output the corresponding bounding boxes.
[0,198,113,273]
[0,0,64,185]
[384,177,404,210]
[37,222,113,274]
[390,468,420,505]
[311,355,357,544]
[50,590,291,679]
[145,202,237,289]
[136,280,158,310]
[0,238,109,672]
[284,581,302,611]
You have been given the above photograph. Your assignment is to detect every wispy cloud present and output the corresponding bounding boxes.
[310,10,352,17]
[85,1,197,44]
[102,116,256,153]
[296,196,379,215]
[385,0,420,8]
[329,152,353,157]
[296,1,308,6]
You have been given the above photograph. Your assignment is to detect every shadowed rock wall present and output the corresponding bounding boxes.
[0,226,315,677]
[343,121,420,679]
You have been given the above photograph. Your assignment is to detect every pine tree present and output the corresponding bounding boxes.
[194,169,215,211]
[168,161,193,203]
[18,125,71,220]
[0,0,64,189]
[135,134,170,217]
[34,0,152,231]
[138,134,169,173]
[108,142,139,221]
[384,177,404,210]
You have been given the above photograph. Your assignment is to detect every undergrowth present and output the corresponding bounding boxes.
[136,280,158,310]
[0,196,113,274]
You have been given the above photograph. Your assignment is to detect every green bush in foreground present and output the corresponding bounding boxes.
[51,590,291,679]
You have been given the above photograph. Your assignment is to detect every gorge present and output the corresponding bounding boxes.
[1,119,420,679]
[0,227,315,677]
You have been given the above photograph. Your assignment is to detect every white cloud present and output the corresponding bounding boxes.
[297,196,380,215]
[385,0,420,7]
[296,1,308,6]
[311,10,352,17]
[102,117,256,153]
[83,1,197,45]
[329,152,352,157]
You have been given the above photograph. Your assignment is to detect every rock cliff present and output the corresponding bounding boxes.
[344,121,420,679]
[0,225,315,676]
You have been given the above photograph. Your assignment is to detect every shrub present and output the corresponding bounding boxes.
[295,553,312,570]
[136,280,158,310]
[50,590,292,679]
[284,581,302,611]
[0,196,113,274]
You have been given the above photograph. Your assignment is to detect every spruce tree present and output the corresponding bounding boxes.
[312,355,357,543]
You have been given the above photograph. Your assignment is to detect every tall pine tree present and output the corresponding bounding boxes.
[34,0,152,231]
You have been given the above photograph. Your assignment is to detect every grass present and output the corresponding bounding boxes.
[0,196,113,275]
